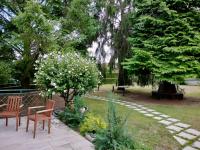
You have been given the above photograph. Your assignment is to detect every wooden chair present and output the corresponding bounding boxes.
[26,100,55,138]
[0,96,23,131]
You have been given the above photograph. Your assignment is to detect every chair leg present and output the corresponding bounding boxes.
[6,117,8,126]
[48,119,51,134]
[33,120,37,139]
[16,116,19,131]
[43,120,45,130]
[19,115,21,126]
[26,118,29,132]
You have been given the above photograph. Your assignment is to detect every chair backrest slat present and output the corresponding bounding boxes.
[45,100,55,117]
[7,96,22,112]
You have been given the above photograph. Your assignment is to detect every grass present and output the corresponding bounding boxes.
[95,84,200,130]
[146,104,200,130]
[86,84,200,149]
[84,97,181,150]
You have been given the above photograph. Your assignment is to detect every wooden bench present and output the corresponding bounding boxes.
[112,85,130,96]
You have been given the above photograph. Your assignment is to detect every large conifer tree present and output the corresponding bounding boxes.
[124,0,200,92]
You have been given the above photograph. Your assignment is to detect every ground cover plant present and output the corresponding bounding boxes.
[59,96,86,128]
[80,113,107,135]
[94,100,140,150]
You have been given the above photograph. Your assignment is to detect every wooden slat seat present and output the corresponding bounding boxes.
[28,114,51,121]
[0,96,23,131]
[0,111,18,117]
[26,100,55,138]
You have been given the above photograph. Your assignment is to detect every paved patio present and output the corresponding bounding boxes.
[0,116,94,150]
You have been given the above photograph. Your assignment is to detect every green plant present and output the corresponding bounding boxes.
[94,100,140,150]
[34,51,101,106]
[123,0,200,86]
[59,96,86,128]
[80,113,107,135]
[0,61,12,84]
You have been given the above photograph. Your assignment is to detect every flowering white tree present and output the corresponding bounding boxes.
[35,52,101,106]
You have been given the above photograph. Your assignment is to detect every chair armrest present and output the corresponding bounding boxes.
[36,109,53,114]
[0,104,7,108]
[28,106,45,115]
[28,106,45,110]
[20,104,24,108]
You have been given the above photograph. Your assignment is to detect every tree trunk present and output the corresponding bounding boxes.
[21,76,30,88]
[115,3,132,88]
[152,81,183,99]
[118,64,130,86]
[158,81,177,94]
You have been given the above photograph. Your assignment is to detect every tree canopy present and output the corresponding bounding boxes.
[1,0,200,88]
[123,0,200,86]
[0,0,100,86]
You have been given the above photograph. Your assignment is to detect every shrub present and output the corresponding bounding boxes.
[59,96,86,128]
[34,52,101,106]
[80,113,107,135]
[0,61,12,84]
[94,101,138,150]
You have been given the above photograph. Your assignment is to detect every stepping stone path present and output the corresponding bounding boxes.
[159,120,173,126]
[154,116,163,120]
[193,141,200,149]
[167,118,179,122]
[173,136,188,145]
[178,132,197,140]
[167,125,184,132]
[183,146,198,150]
[176,123,191,128]
[144,114,154,117]
[85,95,200,150]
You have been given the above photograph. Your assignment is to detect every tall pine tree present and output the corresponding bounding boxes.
[124,0,200,94]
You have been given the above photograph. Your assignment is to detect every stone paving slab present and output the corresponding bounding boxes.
[167,118,179,123]
[140,107,147,110]
[0,117,94,150]
[175,123,191,128]
[182,146,198,150]
[128,106,137,109]
[160,114,170,118]
[138,110,148,114]
[146,109,155,112]
[152,111,161,115]
[185,129,200,136]
[131,103,138,106]
[166,125,183,132]
[144,114,154,117]
[173,136,188,145]
[118,102,125,105]
[192,141,200,149]
[178,132,197,140]
[153,116,163,120]
[159,120,173,126]
[169,130,175,134]
[134,108,142,111]
[125,104,132,107]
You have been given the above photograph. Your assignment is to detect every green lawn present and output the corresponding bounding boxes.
[86,84,200,149]
[146,104,200,130]
[94,84,200,130]
[84,98,180,150]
